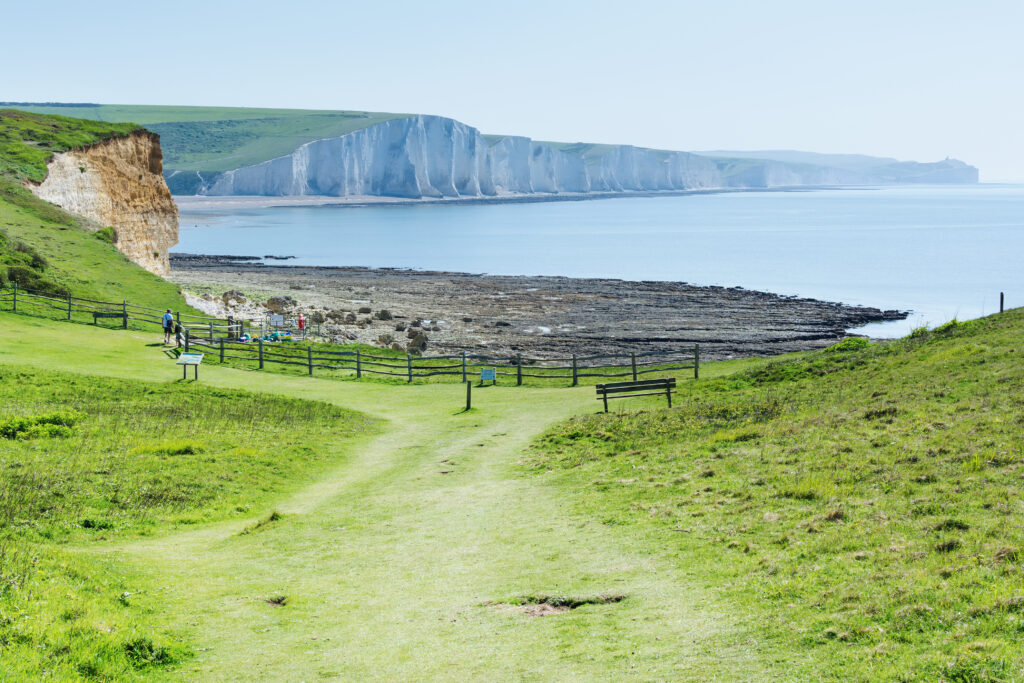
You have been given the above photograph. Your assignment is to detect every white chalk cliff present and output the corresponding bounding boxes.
[192,115,979,198]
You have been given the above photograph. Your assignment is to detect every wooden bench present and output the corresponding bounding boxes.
[595,377,676,412]
[92,311,127,328]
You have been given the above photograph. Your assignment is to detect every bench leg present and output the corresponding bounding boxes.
[603,394,609,413]
[667,388,672,408]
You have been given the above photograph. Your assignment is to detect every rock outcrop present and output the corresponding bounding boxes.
[190,114,978,199]
[31,131,178,275]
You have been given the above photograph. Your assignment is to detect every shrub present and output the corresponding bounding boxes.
[122,636,177,668]
[0,410,85,439]
[825,337,870,353]
[94,226,116,244]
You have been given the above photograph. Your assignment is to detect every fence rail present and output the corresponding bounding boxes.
[1,282,699,387]
[183,334,699,386]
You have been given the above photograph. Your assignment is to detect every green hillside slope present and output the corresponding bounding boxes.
[532,311,1024,679]
[5,104,411,190]
[0,109,193,309]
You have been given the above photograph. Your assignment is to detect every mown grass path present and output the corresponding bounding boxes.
[0,313,766,680]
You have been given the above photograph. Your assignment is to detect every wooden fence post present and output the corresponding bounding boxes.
[516,354,522,386]
[122,300,128,328]
[220,338,225,363]
[461,352,467,382]
[465,381,472,411]
[307,345,313,376]
[356,349,362,378]
[11,282,16,312]
[572,354,578,387]
[184,329,190,352]
[631,352,637,381]
[1000,292,1005,313]
[208,321,214,341]
[67,294,72,320]
[694,344,700,380]
[176,311,180,326]
[258,338,264,369]
[407,354,413,383]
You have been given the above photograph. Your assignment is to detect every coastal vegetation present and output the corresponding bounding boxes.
[1,303,1020,679]
[0,109,194,310]
[530,310,1024,679]
[0,359,375,679]
[2,104,410,187]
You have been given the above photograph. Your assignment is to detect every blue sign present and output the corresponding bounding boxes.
[480,367,497,382]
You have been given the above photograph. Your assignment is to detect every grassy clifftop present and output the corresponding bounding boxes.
[0,108,141,183]
[0,109,191,310]
[532,310,1024,680]
[5,104,411,182]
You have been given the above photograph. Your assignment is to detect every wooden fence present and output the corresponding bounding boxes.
[0,283,262,338]
[0,283,699,386]
[184,332,698,386]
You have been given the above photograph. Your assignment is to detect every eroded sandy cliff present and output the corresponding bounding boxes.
[31,131,178,275]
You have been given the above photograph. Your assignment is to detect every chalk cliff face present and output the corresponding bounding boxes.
[193,114,978,199]
[203,116,728,198]
[31,131,179,275]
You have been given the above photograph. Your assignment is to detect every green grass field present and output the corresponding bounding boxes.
[531,313,1024,680]
[1,307,1021,680]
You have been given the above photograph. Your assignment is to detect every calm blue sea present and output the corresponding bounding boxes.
[176,185,1024,338]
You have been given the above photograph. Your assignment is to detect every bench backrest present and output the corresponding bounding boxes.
[596,378,676,394]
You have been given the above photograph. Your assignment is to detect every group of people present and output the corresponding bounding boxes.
[161,310,308,347]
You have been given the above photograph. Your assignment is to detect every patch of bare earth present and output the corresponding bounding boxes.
[490,594,626,617]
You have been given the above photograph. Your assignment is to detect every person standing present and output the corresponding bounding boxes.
[162,309,174,344]
[298,312,306,339]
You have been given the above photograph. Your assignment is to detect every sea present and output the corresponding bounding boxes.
[175,184,1024,338]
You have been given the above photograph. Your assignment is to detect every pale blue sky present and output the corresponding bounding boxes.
[3,0,1021,180]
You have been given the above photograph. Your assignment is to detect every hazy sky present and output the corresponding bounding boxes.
[4,0,1022,180]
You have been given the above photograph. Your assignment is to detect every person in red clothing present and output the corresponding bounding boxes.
[297,312,305,338]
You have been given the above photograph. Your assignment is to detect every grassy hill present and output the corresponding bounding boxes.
[4,104,412,192]
[0,109,195,310]
[0,358,376,678]
[0,302,1020,679]
[531,311,1024,680]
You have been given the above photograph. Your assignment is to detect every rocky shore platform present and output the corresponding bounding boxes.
[169,253,907,360]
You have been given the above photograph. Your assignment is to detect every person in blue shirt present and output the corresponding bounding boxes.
[162,309,174,344]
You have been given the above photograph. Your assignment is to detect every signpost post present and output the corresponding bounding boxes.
[176,352,204,380]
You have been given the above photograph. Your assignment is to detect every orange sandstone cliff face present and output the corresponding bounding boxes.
[30,131,179,276]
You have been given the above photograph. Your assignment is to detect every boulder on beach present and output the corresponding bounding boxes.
[266,296,297,313]
[375,309,393,321]
[221,290,247,305]
[407,331,428,353]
